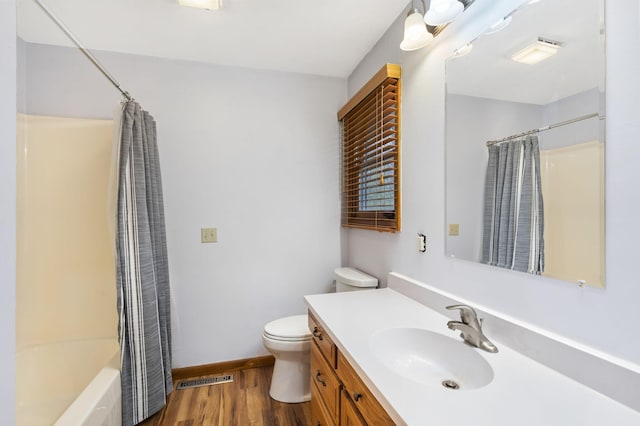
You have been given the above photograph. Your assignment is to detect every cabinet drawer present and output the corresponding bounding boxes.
[309,311,337,368]
[337,351,395,426]
[311,383,336,426]
[311,342,341,425]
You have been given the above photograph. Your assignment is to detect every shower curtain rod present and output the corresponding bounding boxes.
[33,0,134,101]
[486,112,604,147]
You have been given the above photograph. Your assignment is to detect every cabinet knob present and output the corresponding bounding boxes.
[353,392,362,402]
[315,370,327,387]
[312,327,323,340]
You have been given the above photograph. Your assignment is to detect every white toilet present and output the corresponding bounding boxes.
[262,267,378,403]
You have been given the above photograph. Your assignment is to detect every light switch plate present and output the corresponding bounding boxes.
[201,227,218,243]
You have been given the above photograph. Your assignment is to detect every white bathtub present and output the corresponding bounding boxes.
[16,338,121,426]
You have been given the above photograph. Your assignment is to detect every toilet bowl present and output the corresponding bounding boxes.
[262,315,312,403]
[262,267,378,403]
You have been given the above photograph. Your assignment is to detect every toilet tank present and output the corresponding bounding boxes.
[334,267,378,292]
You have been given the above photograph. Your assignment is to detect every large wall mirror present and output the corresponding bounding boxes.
[445,0,605,288]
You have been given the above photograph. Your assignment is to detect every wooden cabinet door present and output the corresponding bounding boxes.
[311,382,336,426]
[311,342,341,425]
[337,351,395,425]
[340,390,367,426]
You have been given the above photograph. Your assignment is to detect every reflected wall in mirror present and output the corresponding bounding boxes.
[445,0,605,288]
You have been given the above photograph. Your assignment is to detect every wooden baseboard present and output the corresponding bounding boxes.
[172,355,275,381]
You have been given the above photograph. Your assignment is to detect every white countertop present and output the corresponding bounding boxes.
[304,288,640,426]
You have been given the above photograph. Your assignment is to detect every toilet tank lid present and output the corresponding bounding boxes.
[334,267,378,288]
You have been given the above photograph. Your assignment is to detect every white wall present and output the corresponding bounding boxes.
[0,0,17,423]
[346,0,640,365]
[21,42,346,367]
[541,88,604,149]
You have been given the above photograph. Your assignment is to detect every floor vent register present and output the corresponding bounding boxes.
[176,374,234,390]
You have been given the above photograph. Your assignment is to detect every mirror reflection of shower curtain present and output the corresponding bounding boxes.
[114,101,173,426]
[482,135,544,274]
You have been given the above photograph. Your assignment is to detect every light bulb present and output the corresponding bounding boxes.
[424,0,464,26]
[400,11,434,51]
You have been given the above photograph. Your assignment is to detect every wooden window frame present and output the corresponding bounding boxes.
[338,64,401,232]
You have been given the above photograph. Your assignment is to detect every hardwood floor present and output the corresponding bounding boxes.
[140,366,311,426]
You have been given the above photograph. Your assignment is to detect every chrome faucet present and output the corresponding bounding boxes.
[446,305,498,353]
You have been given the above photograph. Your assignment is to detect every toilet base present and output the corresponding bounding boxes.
[267,346,311,403]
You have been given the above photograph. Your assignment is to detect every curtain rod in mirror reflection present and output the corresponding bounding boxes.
[486,113,605,146]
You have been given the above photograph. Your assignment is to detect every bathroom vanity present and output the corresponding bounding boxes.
[309,312,394,425]
[304,273,640,425]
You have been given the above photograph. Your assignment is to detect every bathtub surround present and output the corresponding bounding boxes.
[0,1,17,424]
[115,102,172,425]
[16,115,117,348]
[17,339,120,425]
[55,353,121,426]
[539,141,605,286]
[15,114,118,424]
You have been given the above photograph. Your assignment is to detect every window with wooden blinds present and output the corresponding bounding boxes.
[338,64,401,232]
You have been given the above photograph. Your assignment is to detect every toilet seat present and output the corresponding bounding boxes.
[263,315,311,342]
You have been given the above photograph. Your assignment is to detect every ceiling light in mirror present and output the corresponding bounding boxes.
[511,38,563,64]
[177,0,221,10]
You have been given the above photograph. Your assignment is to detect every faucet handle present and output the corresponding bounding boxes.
[446,305,481,328]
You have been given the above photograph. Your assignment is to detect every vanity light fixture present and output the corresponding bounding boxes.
[400,3,434,51]
[177,0,221,10]
[400,0,473,52]
[424,0,464,26]
[511,37,563,64]
[400,14,434,51]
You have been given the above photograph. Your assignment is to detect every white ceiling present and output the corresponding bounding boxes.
[17,0,409,78]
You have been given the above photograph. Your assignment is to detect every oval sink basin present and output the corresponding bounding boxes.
[370,328,494,390]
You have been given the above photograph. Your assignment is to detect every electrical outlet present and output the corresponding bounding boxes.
[448,224,460,236]
[201,227,218,243]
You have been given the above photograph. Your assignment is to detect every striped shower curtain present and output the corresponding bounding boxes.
[481,135,544,274]
[115,101,172,425]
